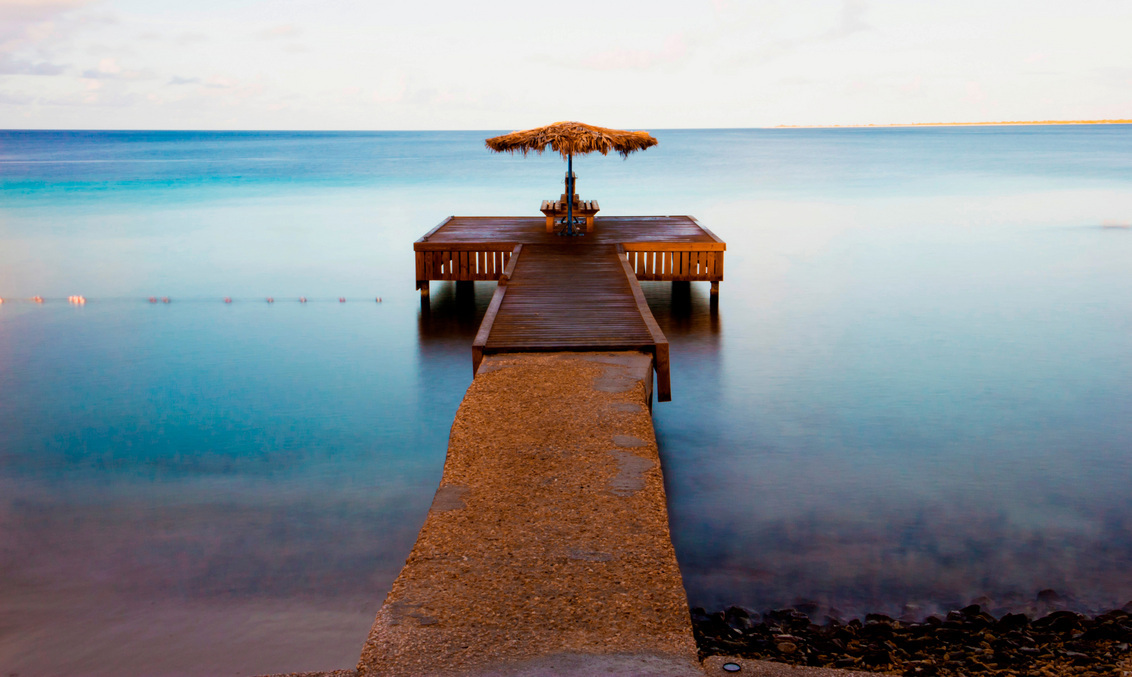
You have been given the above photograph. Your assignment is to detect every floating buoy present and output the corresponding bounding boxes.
[0,298,4,304]
[339,297,346,303]
[162,297,170,304]
[224,297,232,303]
[148,297,157,303]
[299,297,307,303]
[375,297,382,303]
[266,297,274,303]
[68,295,86,305]
[32,296,44,303]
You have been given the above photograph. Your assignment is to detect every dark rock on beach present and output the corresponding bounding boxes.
[692,600,1132,676]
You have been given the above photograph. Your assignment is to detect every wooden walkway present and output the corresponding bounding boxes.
[472,244,671,400]
[415,216,726,403]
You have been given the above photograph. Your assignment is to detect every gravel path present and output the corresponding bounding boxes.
[354,352,699,676]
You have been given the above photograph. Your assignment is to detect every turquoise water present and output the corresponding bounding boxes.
[2,128,1131,675]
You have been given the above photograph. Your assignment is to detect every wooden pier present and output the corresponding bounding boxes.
[414,216,726,403]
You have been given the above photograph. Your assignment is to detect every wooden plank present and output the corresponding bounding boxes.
[616,245,671,402]
[415,242,521,252]
[472,283,508,375]
[500,244,522,284]
[621,242,726,252]
[419,216,719,248]
[484,245,656,351]
[654,342,671,403]
[689,216,726,245]
[415,216,453,244]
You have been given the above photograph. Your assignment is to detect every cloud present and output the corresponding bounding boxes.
[0,52,65,74]
[175,32,207,45]
[168,75,200,86]
[204,75,236,89]
[585,35,687,71]
[716,0,874,70]
[370,74,407,104]
[1096,66,1132,86]
[822,0,871,41]
[258,24,300,39]
[0,0,90,23]
[570,34,689,72]
[0,90,34,104]
[80,56,154,80]
[0,0,95,77]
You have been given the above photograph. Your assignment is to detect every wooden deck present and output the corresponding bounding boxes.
[472,244,671,400]
[415,216,726,403]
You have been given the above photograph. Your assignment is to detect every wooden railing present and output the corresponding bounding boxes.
[471,245,523,375]
[621,216,725,285]
[621,244,724,282]
[415,245,518,288]
[414,216,519,291]
[616,245,671,402]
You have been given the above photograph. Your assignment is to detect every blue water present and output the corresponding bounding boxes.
[2,128,1131,676]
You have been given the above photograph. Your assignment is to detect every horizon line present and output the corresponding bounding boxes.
[2,119,1130,133]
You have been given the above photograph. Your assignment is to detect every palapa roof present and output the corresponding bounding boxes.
[485,121,657,159]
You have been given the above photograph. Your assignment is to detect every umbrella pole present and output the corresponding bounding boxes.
[566,153,574,236]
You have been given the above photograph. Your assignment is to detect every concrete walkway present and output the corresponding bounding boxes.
[355,352,700,676]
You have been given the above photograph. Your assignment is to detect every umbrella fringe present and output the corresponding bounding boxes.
[485,121,657,159]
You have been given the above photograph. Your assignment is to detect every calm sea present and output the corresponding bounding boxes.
[1,128,1130,676]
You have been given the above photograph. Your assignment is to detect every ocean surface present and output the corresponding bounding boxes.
[1,127,1130,676]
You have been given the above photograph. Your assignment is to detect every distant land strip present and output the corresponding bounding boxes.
[775,119,1132,128]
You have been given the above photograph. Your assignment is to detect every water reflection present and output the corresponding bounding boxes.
[653,210,1132,620]
[642,280,723,346]
[0,303,443,676]
[416,281,491,347]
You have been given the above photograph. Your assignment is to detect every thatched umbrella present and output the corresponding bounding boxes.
[485,121,658,235]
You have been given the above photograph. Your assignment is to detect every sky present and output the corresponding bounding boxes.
[0,0,1130,130]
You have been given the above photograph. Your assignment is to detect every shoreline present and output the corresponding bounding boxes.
[693,602,1132,676]
[256,603,1132,677]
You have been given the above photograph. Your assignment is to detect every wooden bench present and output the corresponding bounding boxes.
[540,198,600,232]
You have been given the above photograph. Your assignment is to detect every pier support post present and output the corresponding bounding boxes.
[710,281,719,296]
[418,280,429,297]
